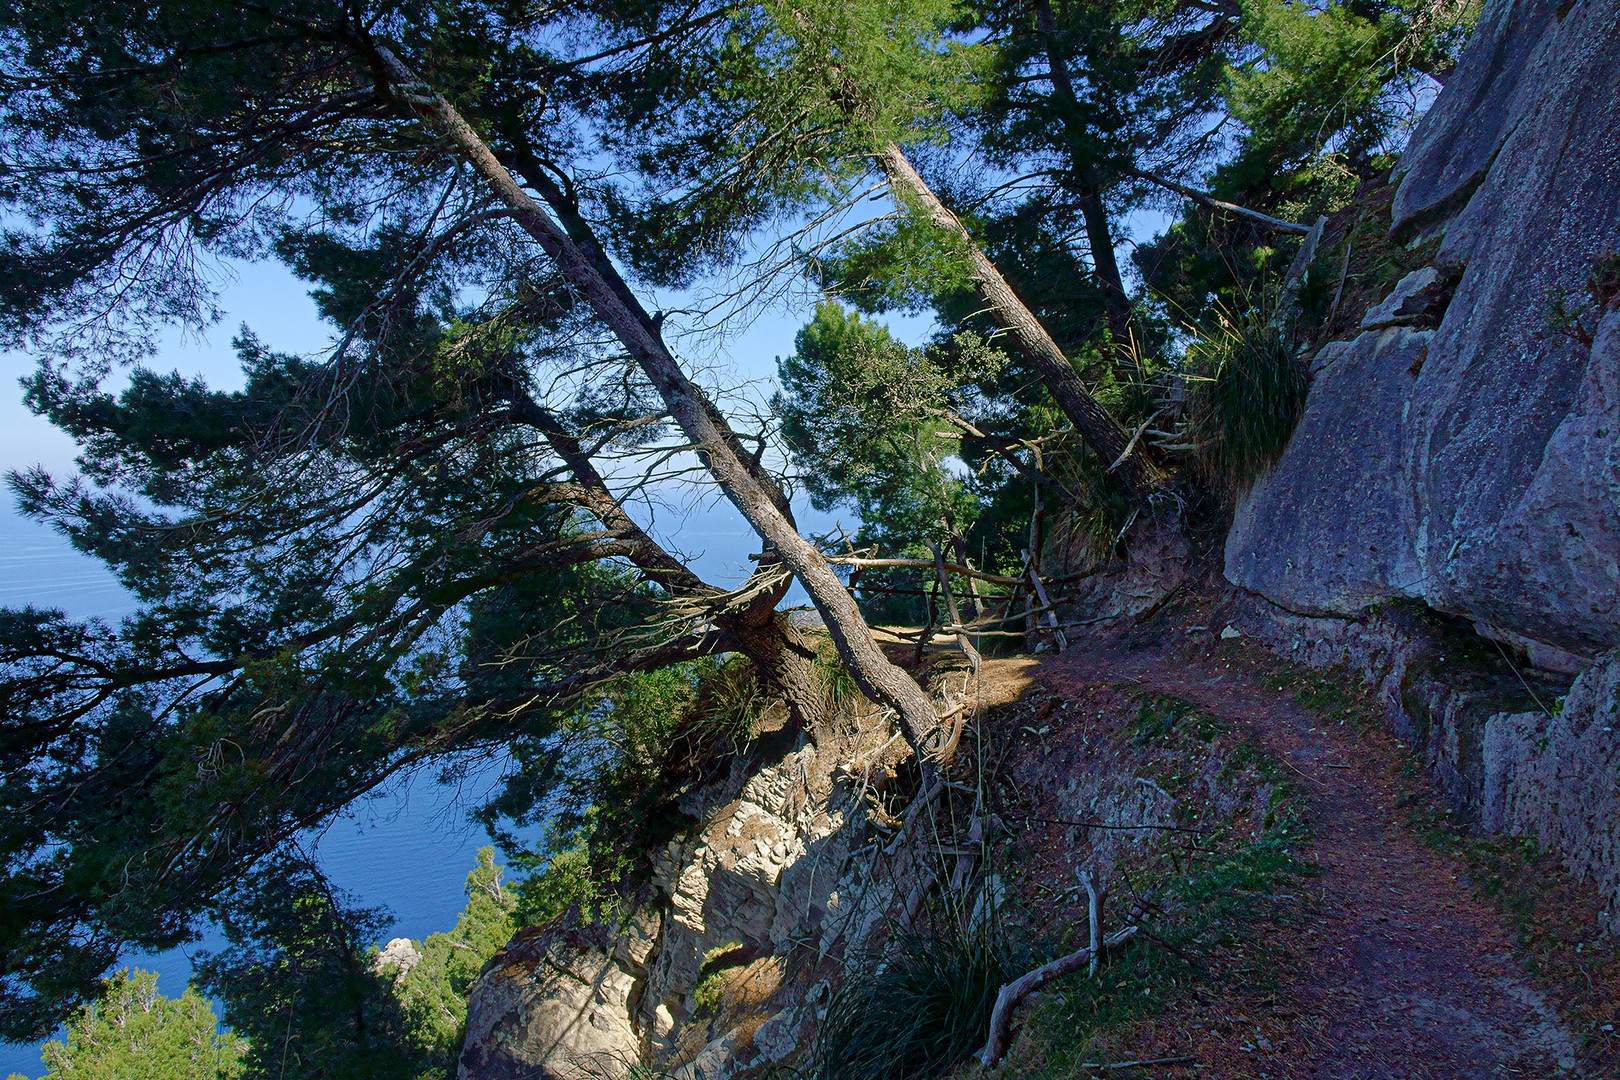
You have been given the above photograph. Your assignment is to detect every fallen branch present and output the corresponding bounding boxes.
[1130,168,1312,235]
[1080,1057,1195,1071]
[978,925,1139,1068]
[1025,564,1068,652]
[825,555,1022,587]
[931,542,981,672]
[1106,412,1158,474]
[1077,868,1105,977]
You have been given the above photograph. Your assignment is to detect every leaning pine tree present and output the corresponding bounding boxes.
[0,0,954,1036]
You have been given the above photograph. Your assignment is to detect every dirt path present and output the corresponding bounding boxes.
[1044,643,1583,1079]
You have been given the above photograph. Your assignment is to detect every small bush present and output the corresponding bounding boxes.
[807,904,1020,1080]
[1588,251,1620,310]
[1181,306,1309,493]
[516,832,600,926]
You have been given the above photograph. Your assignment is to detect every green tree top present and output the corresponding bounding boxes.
[34,969,243,1080]
[389,847,517,1064]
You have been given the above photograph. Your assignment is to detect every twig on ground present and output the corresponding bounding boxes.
[1077,867,1106,977]
[978,925,1139,1068]
[1080,1056,1196,1071]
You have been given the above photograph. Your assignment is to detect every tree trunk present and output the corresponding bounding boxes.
[1075,185,1132,338]
[376,49,946,761]
[530,407,827,731]
[875,143,1148,497]
[1031,0,1133,342]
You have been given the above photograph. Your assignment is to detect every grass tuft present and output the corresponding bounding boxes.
[806,898,1021,1080]
[1182,305,1309,494]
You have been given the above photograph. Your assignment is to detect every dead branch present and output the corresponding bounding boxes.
[930,543,981,672]
[825,555,1021,588]
[1077,868,1106,977]
[1129,169,1312,235]
[1025,563,1069,652]
[978,926,1139,1069]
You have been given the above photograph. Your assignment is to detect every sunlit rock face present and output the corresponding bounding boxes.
[1227,0,1620,662]
[456,724,916,1080]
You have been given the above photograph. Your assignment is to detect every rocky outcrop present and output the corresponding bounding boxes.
[455,705,934,1080]
[458,913,659,1080]
[1226,0,1620,663]
[374,937,424,981]
[455,666,1048,1080]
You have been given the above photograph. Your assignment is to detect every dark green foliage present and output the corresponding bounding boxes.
[1139,1,1477,327]
[776,304,988,542]
[514,825,602,927]
[194,855,426,1080]
[486,657,782,910]
[775,302,1032,622]
[0,0,737,1034]
[808,905,1020,1080]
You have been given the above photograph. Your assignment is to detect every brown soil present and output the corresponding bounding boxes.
[1033,640,1591,1079]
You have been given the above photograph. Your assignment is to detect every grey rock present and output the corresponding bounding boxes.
[1358,267,1453,330]
[749,1005,813,1063]
[1481,649,1620,927]
[670,1030,743,1080]
[458,920,643,1080]
[1228,0,1620,659]
[1389,0,1563,239]
[461,731,900,1080]
[1226,326,1431,617]
[373,937,423,982]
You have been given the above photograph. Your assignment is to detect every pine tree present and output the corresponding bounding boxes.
[28,970,243,1080]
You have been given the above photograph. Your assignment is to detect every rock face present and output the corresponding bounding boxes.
[458,914,658,1080]
[1482,649,1620,930]
[456,666,1044,1080]
[456,724,923,1080]
[1226,0,1620,662]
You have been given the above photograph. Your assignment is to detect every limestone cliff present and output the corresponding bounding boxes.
[1219,0,1620,932]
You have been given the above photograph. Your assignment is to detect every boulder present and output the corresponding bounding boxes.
[457,914,658,1080]
[373,937,423,982]
[1226,327,1432,617]
[1358,267,1453,330]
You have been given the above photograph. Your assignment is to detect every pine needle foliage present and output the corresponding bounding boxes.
[29,970,243,1080]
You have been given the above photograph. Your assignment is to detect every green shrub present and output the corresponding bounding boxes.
[29,969,244,1080]
[1182,307,1309,492]
[807,905,1020,1080]
[391,847,517,1062]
